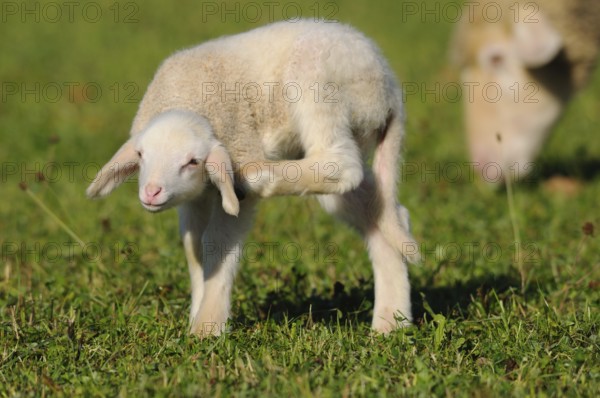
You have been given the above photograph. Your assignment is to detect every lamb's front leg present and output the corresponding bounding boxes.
[189,197,257,337]
[179,197,213,327]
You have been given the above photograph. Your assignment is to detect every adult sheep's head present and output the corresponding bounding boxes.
[452,3,572,181]
[86,110,239,216]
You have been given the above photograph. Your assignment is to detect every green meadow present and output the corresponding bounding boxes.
[1,0,598,396]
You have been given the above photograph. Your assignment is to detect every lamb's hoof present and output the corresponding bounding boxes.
[190,320,227,338]
[372,313,412,334]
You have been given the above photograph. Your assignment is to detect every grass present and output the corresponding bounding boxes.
[1,0,599,396]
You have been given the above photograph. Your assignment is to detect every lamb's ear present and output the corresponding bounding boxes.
[206,144,239,217]
[513,8,563,68]
[86,137,139,199]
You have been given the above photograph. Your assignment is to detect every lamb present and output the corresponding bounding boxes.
[86,20,418,336]
[451,0,600,180]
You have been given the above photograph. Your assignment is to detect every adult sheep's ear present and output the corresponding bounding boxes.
[513,7,563,68]
[205,144,239,217]
[86,137,139,198]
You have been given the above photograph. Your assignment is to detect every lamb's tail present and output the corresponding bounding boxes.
[372,108,420,263]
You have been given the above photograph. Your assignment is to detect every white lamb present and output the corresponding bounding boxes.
[451,0,600,180]
[87,20,418,336]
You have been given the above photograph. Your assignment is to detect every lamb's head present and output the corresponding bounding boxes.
[86,110,239,216]
[454,4,571,181]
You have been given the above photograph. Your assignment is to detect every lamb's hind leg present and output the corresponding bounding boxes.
[367,228,412,332]
[317,172,413,333]
[243,105,364,197]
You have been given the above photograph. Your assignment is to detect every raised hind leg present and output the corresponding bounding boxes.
[242,101,366,198]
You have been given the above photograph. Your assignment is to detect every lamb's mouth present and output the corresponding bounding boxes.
[141,200,171,212]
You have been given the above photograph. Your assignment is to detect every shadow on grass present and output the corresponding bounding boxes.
[411,274,525,322]
[239,270,528,327]
[423,156,600,189]
[524,156,600,185]
[240,276,375,326]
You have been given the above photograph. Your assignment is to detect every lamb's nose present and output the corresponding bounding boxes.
[145,184,162,198]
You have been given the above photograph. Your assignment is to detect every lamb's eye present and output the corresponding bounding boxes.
[136,150,142,158]
[181,158,200,171]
